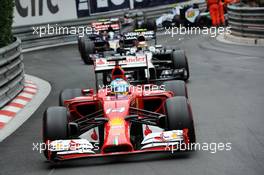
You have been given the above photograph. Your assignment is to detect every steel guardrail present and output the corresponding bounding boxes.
[0,38,24,108]
[227,4,264,38]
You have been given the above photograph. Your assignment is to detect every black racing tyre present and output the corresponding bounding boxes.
[78,35,84,53]
[78,36,86,59]
[162,21,172,29]
[165,96,196,143]
[153,49,173,60]
[145,19,157,31]
[80,38,94,65]
[59,89,82,106]
[43,106,69,158]
[195,15,212,28]
[162,80,188,98]
[172,15,181,27]
[172,50,190,81]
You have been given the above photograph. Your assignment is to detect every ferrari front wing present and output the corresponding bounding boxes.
[46,130,190,161]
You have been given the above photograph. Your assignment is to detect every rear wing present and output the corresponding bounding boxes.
[94,55,148,73]
[123,29,157,45]
[123,29,156,40]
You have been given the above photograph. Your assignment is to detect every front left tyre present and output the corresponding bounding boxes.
[78,37,94,65]
[43,106,69,159]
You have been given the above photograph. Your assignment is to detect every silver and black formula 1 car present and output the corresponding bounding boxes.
[92,29,190,85]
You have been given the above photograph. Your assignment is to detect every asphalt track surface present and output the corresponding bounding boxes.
[0,33,264,175]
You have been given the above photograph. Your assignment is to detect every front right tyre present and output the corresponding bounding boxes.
[165,96,195,143]
[172,50,190,81]
[78,37,94,65]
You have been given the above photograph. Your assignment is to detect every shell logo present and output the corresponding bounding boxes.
[55,143,63,150]
[171,132,177,139]
[109,118,124,126]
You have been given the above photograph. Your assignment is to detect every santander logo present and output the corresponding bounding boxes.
[96,56,146,66]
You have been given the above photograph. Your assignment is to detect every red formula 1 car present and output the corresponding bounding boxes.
[43,57,195,162]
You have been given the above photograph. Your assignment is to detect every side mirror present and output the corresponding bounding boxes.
[155,45,163,49]
[82,89,94,96]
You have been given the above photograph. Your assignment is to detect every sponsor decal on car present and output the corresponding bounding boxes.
[95,56,146,67]
[109,118,125,126]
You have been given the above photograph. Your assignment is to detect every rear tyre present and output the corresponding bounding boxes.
[59,89,82,106]
[165,96,195,143]
[43,106,69,159]
[172,50,190,81]
[162,21,172,29]
[145,19,157,31]
[172,15,181,27]
[195,15,212,28]
[80,38,94,65]
[78,37,83,53]
[162,80,188,98]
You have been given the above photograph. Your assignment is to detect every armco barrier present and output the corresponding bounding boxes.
[13,0,206,49]
[0,38,24,109]
[227,4,264,38]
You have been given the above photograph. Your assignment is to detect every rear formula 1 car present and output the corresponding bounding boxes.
[78,18,121,64]
[122,11,144,26]
[122,10,156,31]
[94,29,190,83]
[43,58,196,162]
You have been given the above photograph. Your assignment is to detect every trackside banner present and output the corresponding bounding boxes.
[13,0,190,27]
[13,0,77,27]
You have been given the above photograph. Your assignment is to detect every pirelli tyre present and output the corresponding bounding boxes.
[145,19,157,31]
[162,80,188,98]
[78,36,84,53]
[172,50,190,81]
[43,106,69,159]
[162,21,172,28]
[59,89,82,106]
[79,37,94,65]
[165,96,196,143]
[195,15,212,28]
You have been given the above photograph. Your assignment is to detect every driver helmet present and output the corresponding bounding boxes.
[110,78,129,95]
[108,31,115,40]
[137,35,147,49]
